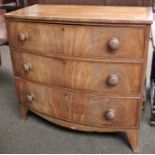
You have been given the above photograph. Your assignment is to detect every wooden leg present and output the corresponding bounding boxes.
[142,86,146,111]
[19,104,28,121]
[126,129,139,153]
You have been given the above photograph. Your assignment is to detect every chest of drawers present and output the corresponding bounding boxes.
[5,5,153,152]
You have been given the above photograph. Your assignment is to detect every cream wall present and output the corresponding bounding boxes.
[146,40,153,90]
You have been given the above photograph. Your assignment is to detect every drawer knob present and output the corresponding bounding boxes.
[105,109,116,120]
[26,94,35,102]
[18,32,28,41]
[23,63,32,72]
[107,74,119,86]
[108,37,120,51]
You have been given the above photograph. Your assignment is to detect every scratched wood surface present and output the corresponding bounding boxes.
[5,5,153,152]
[31,0,153,6]
[5,5,153,24]
[8,21,146,59]
[16,78,139,128]
[12,51,142,95]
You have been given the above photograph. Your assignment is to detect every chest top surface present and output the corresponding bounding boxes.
[5,4,153,24]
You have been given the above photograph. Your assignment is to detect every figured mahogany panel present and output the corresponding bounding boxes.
[8,21,145,59]
[39,0,105,5]
[38,0,152,6]
[0,0,16,4]
[37,0,152,6]
[38,0,70,4]
[12,51,142,94]
[5,4,153,152]
[16,78,139,127]
[70,0,105,5]
[27,0,39,5]
[105,0,152,6]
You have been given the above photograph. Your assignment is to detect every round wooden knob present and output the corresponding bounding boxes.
[107,74,119,86]
[105,109,116,120]
[23,63,32,72]
[18,32,28,41]
[26,94,35,102]
[108,37,120,50]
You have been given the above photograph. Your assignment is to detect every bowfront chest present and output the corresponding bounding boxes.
[5,5,153,152]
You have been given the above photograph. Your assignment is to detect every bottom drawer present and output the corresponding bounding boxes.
[16,79,140,128]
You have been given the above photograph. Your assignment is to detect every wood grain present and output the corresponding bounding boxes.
[4,5,153,24]
[105,0,152,6]
[16,78,139,128]
[12,51,142,94]
[33,0,153,7]
[5,4,152,152]
[0,0,16,5]
[126,129,139,152]
[8,21,145,59]
[19,104,28,121]
[19,104,139,152]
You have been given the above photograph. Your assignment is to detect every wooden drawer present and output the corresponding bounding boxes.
[16,79,139,127]
[12,51,142,94]
[8,21,145,59]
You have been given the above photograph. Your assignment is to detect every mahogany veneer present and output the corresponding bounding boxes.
[31,0,153,6]
[5,5,153,152]
[9,22,145,59]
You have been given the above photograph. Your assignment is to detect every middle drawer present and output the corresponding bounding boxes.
[12,51,142,94]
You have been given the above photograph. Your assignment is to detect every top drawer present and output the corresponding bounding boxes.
[8,21,145,59]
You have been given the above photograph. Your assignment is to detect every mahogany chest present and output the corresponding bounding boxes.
[5,5,153,152]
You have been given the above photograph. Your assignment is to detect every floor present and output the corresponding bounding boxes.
[0,46,155,154]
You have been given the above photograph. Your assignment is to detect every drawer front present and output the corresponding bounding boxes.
[8,21,145,59]
[16,79,139,127]
[12,51,142,94]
